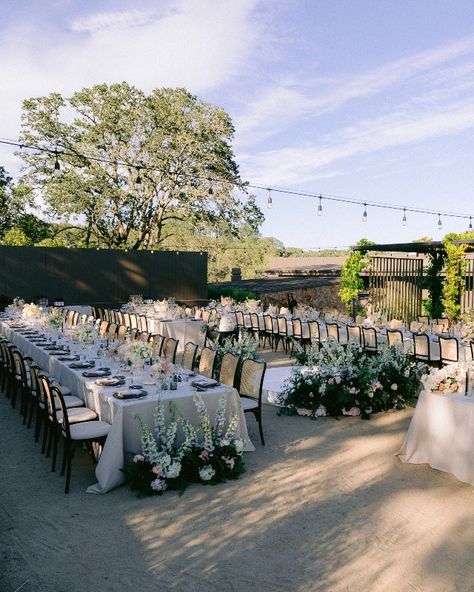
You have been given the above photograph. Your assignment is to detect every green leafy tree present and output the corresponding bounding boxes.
[19,83,263,250]
[339,239,375,312]
[0,166,33,239]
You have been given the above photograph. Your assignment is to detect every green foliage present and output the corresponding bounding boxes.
[278,341,427,419]
[19,83,263,250]
[441,233,469,323]
[208,285,260,302]
[0,167,33,239]
[423,250,445,319]
[2,228,32,246]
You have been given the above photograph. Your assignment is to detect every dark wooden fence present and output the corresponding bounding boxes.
[0,246,208,306]
[367,256,423,322]
[462,257,474,313]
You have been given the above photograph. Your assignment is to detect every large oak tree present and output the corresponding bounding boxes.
[19,83,263,249]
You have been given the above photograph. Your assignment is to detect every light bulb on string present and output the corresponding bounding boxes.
[437,213,442,230]
[267,188,272,209]
[469,217,473,231]
[135,167,142,186]
[53,150,61,178]
[362,203,367,223]
[402,208,407,226]
[317,195,323,216]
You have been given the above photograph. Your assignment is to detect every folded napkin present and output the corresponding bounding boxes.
[69,361,96,369]
[95,376,126,387]
[59,355,80,362]
[48,350,69,356]
[191,378,219,389]
[82,369,111,378]
[113,389,147,400]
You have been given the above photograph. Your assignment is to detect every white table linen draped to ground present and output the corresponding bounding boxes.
[1,322,254,493]
[398,389,474,486]
[146,318,205,352]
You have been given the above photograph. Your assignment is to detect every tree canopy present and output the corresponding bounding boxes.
[19,83,263,250]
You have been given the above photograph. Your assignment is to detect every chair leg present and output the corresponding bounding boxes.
[255,409,265,446]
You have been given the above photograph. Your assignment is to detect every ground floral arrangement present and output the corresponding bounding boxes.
[278,340,428,419]
[122,392,246,495]
[421,362,474,394]
[205,331,260,377]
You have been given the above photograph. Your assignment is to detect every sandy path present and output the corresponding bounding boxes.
[1,393,474,592]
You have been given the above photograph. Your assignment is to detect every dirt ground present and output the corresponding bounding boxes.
[1,389,474,592]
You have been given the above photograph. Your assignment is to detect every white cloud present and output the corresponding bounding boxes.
[0,0,262,173]
[242,99,474,186]
[235,35,474,143]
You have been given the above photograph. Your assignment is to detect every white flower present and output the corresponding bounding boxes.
[335,375,342,385]
[165,461,182,479]
[315,405,327,417]
[150,478,167,492]
[133,454,144,463]
[391,383,398,391]
[297,407,313,417]
[199,465,216,481]
[234,439,244,453]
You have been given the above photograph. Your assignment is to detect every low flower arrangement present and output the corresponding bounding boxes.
[47,309,64,329]
[122,392,245,495]
[421,363,472,394]
[75,322,99,344]
[278,340,428,419]
[150,358,174,378]
[21,302,43,319]
[118,339,153,365]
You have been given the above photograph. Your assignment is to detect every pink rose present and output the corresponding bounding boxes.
[152,465,162,475]
[199,450,209,460]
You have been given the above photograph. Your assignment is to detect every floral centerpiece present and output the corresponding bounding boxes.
[47,309,64,329]
[421,363,472,394]
[22,302,43,319]
[76,322,99,344]
[220,296,235,310]
[118,339,153,365]
[243,298,261,313]
[150,359,174,378]
[205,331,259,378]
[122,391,246,495]
[5,297,25,318]
[279,340,427,419]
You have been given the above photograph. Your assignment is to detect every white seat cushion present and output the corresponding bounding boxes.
[70,421,111,440]
[51,381,72,395]
[241,396,258,411]
[54,395,83,409]
[57,407,97,424]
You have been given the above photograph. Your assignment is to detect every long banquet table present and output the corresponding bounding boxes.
[1,320,254,493]
[398,389,474,486]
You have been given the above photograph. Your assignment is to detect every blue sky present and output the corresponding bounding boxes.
[1,0,474,248]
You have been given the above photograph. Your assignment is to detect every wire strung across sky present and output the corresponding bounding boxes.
[1,136,473,230]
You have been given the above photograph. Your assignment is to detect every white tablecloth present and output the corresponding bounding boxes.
[398,389,474,486]
[147,318,205,352]
[1,321,253,493]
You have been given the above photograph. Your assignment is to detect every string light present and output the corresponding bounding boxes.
[402,208,407,226]
[317,195,323,216]
[1,137,473,228]
[267,188,272,209]
[53,150,61,177]
[135,167,142,185]
[437,213,442,230]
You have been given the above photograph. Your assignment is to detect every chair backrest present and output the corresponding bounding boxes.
[239,359,266,401]
[326,322,340,341]
[98,320,109,337]
[412,332,430,360]
[201,310,211,322]
[129,328,139,340]
[347,324,361,345]
[439,336,459,364]
[123,312,132,328]
[162,337,178,363]
[362,326,377,350]
[410,320,423,332]
[308,320,321,342]
[38,374,57,425]
[198,347,217,379]
[209,308,218,319]
[219,352,239,387]
[386,329,403,347]
[50,383,71,440]
[418,315,429,324]
[249,312,260,332]
[12,348,29,387]
[194,308,203,319]
[117,325,128,341]
[263,314,273,332]
[116,311,125,325]
[139,315,149,332]
[432,323,449,335]
[471,340,474,362]
[434,318,449,331]
[292,318,303,339]
[355,314,364,325]
[138,331,151,342]
[182,342,198,370]
[277,316,288,336]
[130,314,139,329]
[151,334,165,357]
[107,323,118,340]
[235,311,245,328]
[389,319,404,330]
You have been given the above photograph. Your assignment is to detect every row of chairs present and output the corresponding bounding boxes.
[0,337,111,493]
[93,308,149,332]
